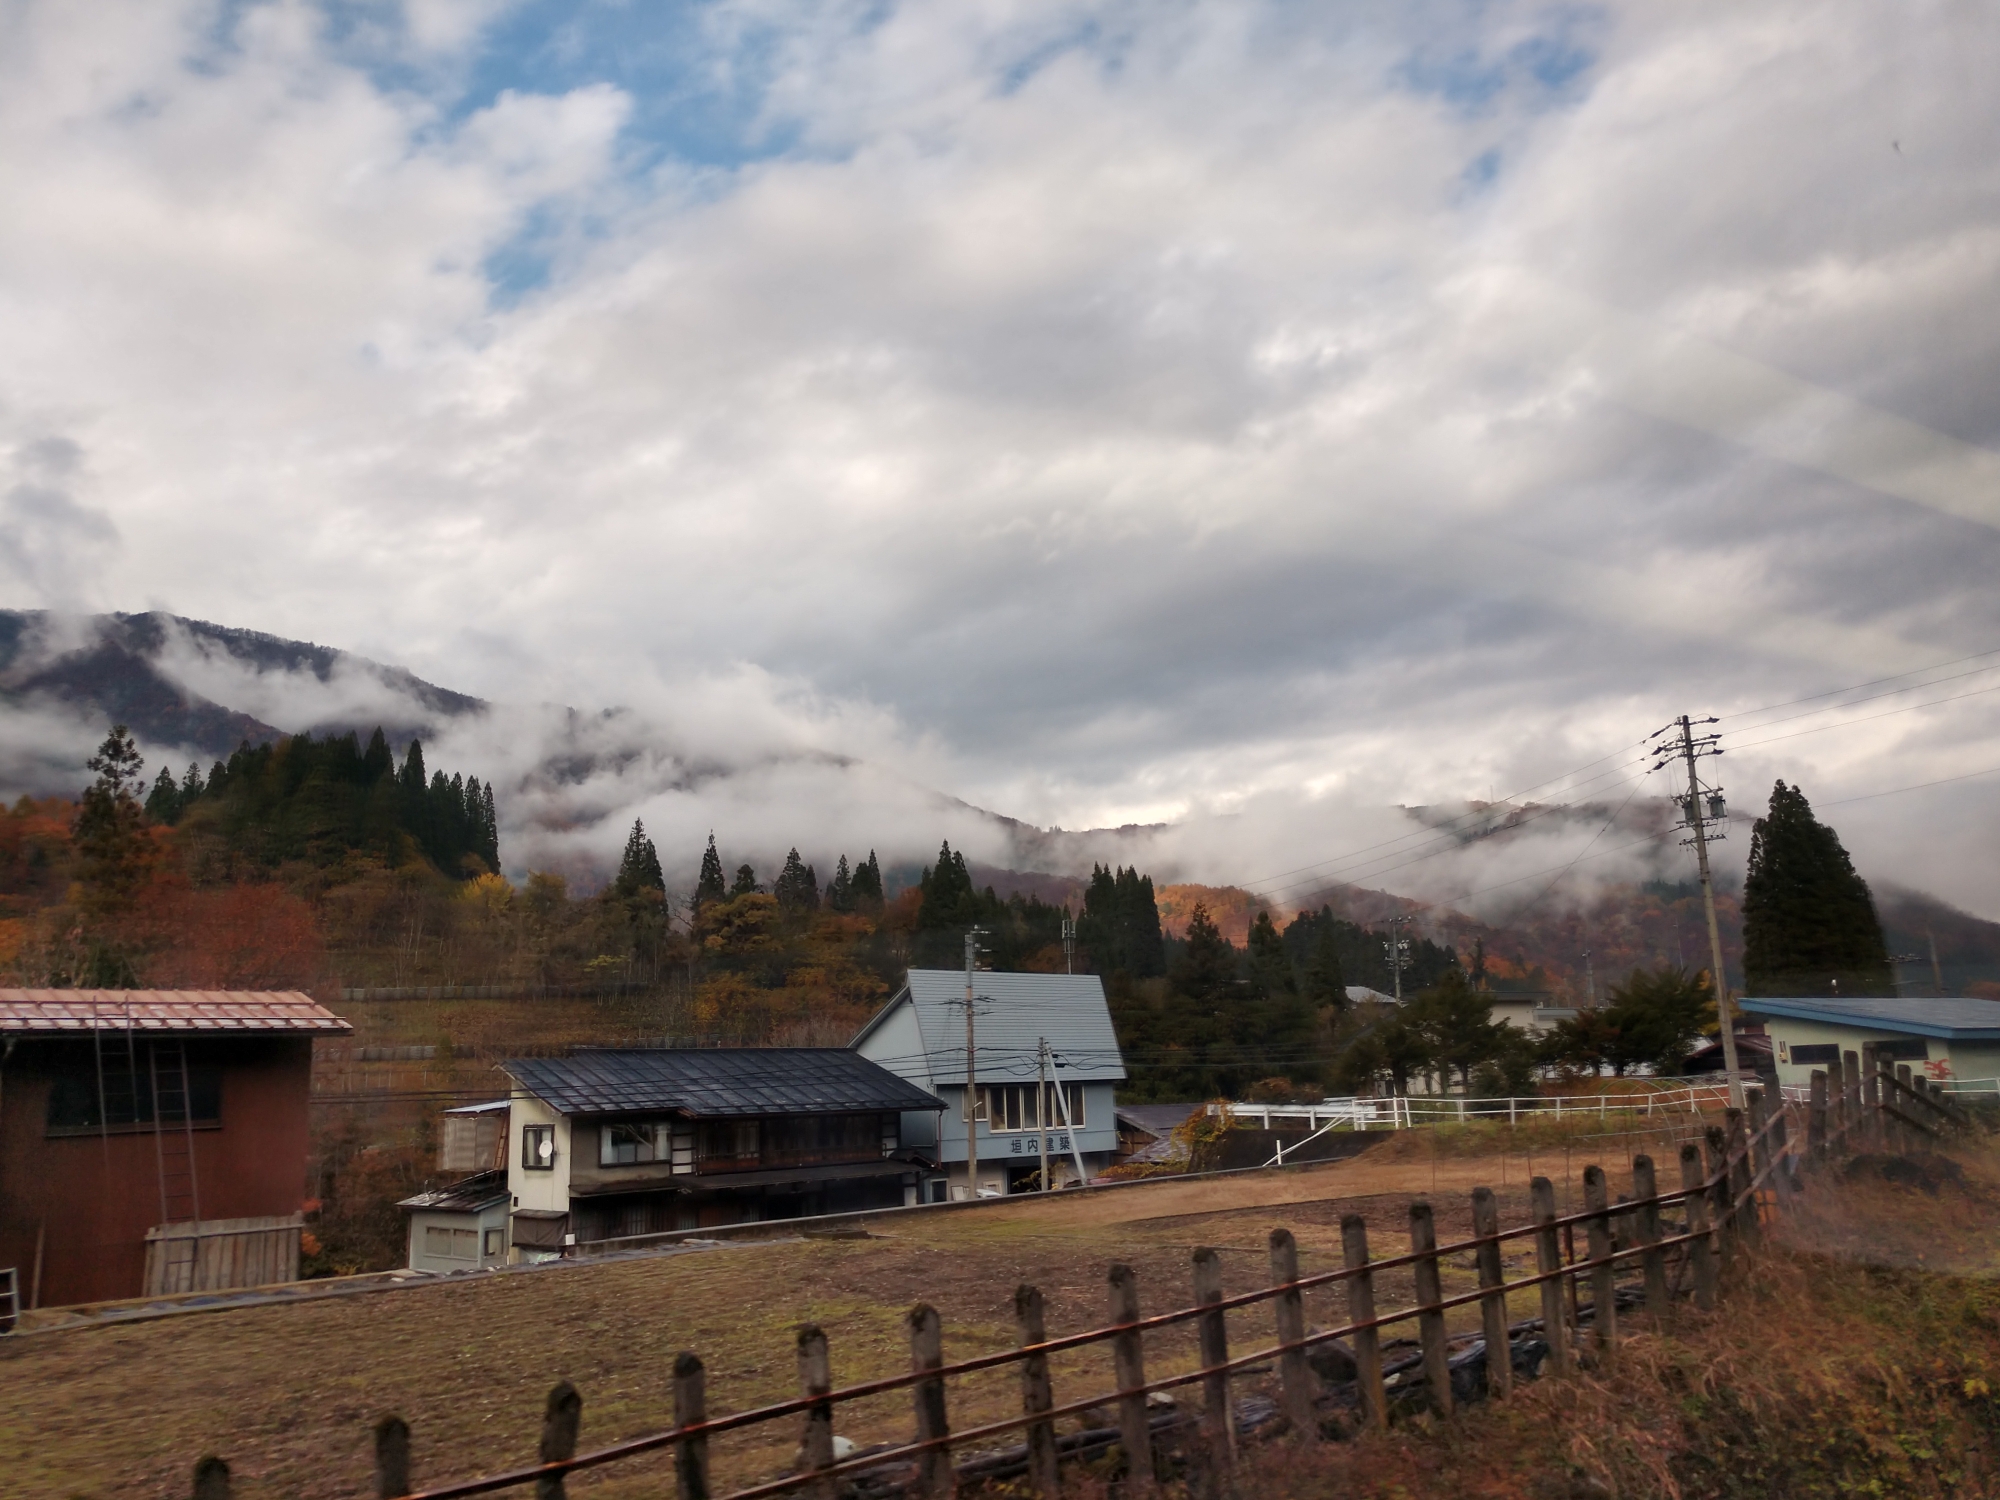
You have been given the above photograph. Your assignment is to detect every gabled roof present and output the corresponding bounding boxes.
[0,989,351,1036]
[851,970,1126,1085]
[500,1048,943,1118]
[1738,995,2000,1040]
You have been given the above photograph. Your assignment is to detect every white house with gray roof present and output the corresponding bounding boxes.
[1740,995,2000,1093]
[850,970,1127,1198]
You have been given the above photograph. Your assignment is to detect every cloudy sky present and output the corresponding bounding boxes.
[5,0,2000,910]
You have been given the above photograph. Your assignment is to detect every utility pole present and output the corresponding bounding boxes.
[1930,930,1945,996]
[1037,1037,1053,1192]
[1581,911,1596,1008]
[1385,916,1412,1001]
[1060,915,1075,975]
[1653,716,1743,1109]
[962,929,984,1202]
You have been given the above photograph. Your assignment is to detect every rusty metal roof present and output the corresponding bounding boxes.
[503,1047,943,1118]
[0,989,352,1035]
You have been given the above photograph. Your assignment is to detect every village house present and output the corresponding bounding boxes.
[497,1047,944,1253]
[850,969,1127,1198]
[1742,994,2000,1092]
[0,988,350,1307]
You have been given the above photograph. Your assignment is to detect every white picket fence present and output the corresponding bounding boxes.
[1219,1081,1755,1135]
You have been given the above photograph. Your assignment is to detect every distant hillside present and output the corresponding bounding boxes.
[0,610,485,759]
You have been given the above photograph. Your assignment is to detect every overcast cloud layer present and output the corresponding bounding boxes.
[4,0,2000,912]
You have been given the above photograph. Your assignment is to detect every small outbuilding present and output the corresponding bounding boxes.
[400,1169,510,1273]
[1739,995,2000,1093]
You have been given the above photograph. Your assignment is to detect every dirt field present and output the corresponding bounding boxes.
[3,1141,1618,1500]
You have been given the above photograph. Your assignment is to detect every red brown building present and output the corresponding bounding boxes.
[0,989,350,1308]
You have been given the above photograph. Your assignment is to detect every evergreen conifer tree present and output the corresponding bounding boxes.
[362,727,394,781]
[731,863,762,897]
[851,851,884,907]
[180,761,206,803]
[144,765,181,824]
[826,854,854,912]
[1298,911,1349,1011]
[74,724,151,915]
[917,840,979,928]
[1742,781,1893,996]
[613,818,665,898]
[1171,903,1236,1003]
[695,834,727,907]
[1077,864,1166,977]
[774,848,820,912]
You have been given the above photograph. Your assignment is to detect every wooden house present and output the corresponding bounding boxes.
[499,1048,944,1252]
[0,989,350,1307]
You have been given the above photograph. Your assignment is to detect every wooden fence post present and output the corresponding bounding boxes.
[1744,1090,1770,1220]
[1470,1188,1511,1398]
[1861,1050,1883,1147]
[1267,1229,1317,1441]
[1015,1285,1060,1498]
[797,1325,836,1500]
[191,1457,230,1500]
[1193,1247,1234,1482]
[1408,1203,1452,1416]
[909,1303,954,1499]
[375,1415,411,1500]
[1530,1178,1570,1377]
[1581,1167,1616,1363]
[1896,1065,1916,1152]
[537,1382,581,1500]
[674,1352,710,1500]
[1108,1264,1155,1495]
[1631,1156,1668,1319]
[1808,1071,1828,1161]
[1678,1142,1716,1312]
[1842,1050,1862,1146]
[1340,1214,1389,1425]
[1703,1125,1734,1272]
[1724,1110,1759,1250]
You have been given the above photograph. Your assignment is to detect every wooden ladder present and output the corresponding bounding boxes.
[150,1042,203,1292]
[0,1266,18,1333]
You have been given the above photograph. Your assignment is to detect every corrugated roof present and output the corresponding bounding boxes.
[398,1169,510,1213]
[853,970,1126,1085]
[0,989,351,1035]
[501,1048,944,1117]
[1738,994,2000,1040]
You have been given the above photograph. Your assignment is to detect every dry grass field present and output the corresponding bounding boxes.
[4,1142,1580,1500]
[10,1129,2000,1500]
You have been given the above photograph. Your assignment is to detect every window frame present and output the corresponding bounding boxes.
[521,1123,557,1171]
[979,1082,1085,1133]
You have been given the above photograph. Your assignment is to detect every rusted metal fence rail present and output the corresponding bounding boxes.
[186,1047,1966,1500]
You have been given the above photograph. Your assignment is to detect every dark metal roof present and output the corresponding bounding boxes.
[501,1048,945,1118]
[398,1169,510,1213]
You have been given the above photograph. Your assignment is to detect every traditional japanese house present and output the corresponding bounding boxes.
[499,1048,944,1252]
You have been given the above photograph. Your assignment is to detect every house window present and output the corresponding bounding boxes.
[423,1225,477,1259]
[600,1121,672,1166]
[1789,1044,1841,1065]
[980,1084,1085,1132]
[1874,1038,1929,1062]
[522,1124,556,1170]
[697,1118,764,1168]
[45,1062,224,1134]
[483,1227,503,1257]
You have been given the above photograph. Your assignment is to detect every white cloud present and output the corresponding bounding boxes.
[2,0,1998,910]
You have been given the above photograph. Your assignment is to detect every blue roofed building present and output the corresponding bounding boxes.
[850,969,1128,1199]
[1739,995,2000,1094]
